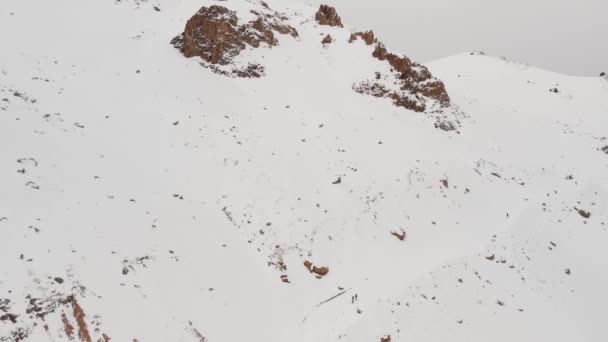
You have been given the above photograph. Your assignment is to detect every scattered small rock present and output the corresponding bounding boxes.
[575,208,591,219]
[25,181,40,190]
[391,230,406,241]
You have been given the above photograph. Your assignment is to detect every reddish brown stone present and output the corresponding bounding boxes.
[171,4,298,73]
[312,266,329,276]
[349,31,376,45]
[354,41,451,112]
[173,6,245,65]
[315,5,343,27]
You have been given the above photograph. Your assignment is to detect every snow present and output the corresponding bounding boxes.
[1,0,607,341]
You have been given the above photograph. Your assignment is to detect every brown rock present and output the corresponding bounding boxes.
[303,260,313,272]
[312,266,329,276]
[70,296,92,342]
[577,208,591,219]
[61,312,74,338]
[352,40,450,114]
[322,34,333,45]
[172,6,244,65]
[171,4,298,74]
[349,31,376,45]
[304,260,329,277]
[381,335,391,342]
[315,5,343,27]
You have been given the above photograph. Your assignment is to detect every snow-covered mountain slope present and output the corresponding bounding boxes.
[1,0,607,341]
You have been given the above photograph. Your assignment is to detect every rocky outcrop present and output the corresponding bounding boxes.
[321,34,333,45]
[374,43,449,106]
[315,5,343,27]
[172,6,242,64]
[171,4,297,77]
[352,40,450,114]
[349,31,376,45]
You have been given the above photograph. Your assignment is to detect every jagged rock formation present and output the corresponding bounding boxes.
[318,6,452,116]
[321,34,333,45]
[315,5,343,27]
[349,31,377,45]
[171,3,297,77]
[351,36,451,114]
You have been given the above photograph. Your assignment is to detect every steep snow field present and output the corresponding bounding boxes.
[1,0,607,341]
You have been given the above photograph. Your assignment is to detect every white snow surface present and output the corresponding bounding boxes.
[1,0,607,341]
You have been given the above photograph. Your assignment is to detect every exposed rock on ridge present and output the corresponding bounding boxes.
[351,35,451,113]
[171,4,298,77]
[349,31,377,45]
[170,2,459,129]
[315,5,343,27]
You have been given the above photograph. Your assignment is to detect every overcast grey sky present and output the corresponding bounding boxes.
[307,0,607,76]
